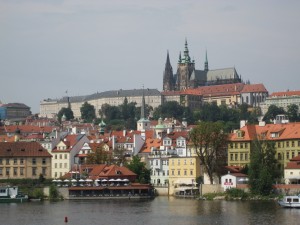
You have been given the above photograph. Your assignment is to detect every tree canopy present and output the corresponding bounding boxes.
[80,102,96,123]
[125,155,151,184]
[248,139,280,196]
[189,121,228,184]
[57,107,74,123]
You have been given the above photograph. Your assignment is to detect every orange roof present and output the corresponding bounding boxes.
[0,135,15,142]
[229,122,300,141]
[140,138,161,153]
[240,84,268,93]
[285,162,300,169]
[270,90,300,97]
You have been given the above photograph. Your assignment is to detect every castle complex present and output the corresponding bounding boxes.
[163,40,241,91]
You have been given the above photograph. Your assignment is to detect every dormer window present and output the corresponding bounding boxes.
[270,132,279,138]
[237,130,245,138]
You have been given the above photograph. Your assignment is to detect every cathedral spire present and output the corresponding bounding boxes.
[166,50,171,67]
[141,85,145,120]
[183,38,190,63]
[204,50,209,71]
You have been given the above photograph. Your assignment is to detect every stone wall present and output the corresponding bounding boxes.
[200,184,223,195]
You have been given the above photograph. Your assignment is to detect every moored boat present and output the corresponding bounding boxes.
[0,186,28,203]
[278,195,300,208]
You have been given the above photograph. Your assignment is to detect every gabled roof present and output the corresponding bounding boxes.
[4,125,55,134]
[241,84,268,93]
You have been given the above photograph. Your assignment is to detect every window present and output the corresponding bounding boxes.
[13,167,17,176]
[230,154,233,161]
[42,158,46,164]
[290,172,293,175]
[177,170,180,175]
[60,163,62,168]
[64,163,67,168]
[6,159,10,165]
[287,152,290,159]
[0,168,2,175]
[234,143,238,148]
[190,170,193,175]
[64,154,67,159]
[0,159,2,165]
[190,159,193,165]
[42,167,47,176]
[184,170,187,176]
[240,153,244,161]
[20,168,24,176]
[292,152,295,159]
[184,159,187,165]
[278,142,281,148]
[286,141,290,147]
[292,141,295,147]
[235,154,238,161]
[171,170,174,175]
[55,163,57,168]
[6,168,10,176]
[13,158,18,165]
[20,158,24,164]
[32,167,37,176]
[278,153,282,160]
[171,160,174,166]
[177,159,180,165]
[55,155,57,159]
[55,172,57,178]
[59,154,62,159]
[245,153,248,161]
[240,143,244,149]
[298,141,300,147]
[167,170,169,176]
[156,160,158,166]
[32,158,36,165]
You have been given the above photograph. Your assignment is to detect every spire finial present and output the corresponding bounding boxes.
[141,85,145,120]
[204,49,209,71]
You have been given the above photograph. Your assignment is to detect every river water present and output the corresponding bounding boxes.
[1,197,299,225]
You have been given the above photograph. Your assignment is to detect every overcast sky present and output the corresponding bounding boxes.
[1,0,300,113]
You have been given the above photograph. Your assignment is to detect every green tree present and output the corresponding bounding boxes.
[100,104,121,121]
[248,139,279,196]
[263,105,285,123]
[189,121,228,184]
[287,104,299,122]
[126,155,151,184]
[57,107,74,123]
[86,145,111,164]
[152,101,186,120]
[80,102,96,123]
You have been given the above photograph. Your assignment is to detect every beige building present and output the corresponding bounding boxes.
[168,156,201,195]
[0,142,52,179]
[40,89,162,119]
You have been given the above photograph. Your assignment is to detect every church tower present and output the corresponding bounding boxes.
[163,51,174,91]
[204,50,209,72]
[176,39,195,90]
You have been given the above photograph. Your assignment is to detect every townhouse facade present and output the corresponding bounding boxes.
[0,142,52,179]
[227,121,300,172]
[168,156,201,195]
[51,134,89,178]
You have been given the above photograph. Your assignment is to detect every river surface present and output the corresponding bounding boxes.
[1,197,299,225]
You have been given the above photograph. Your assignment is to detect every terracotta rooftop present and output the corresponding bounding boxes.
[270,90,300,97]
[0,142,52,157]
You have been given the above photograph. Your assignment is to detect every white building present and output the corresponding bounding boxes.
[221,172,248,191]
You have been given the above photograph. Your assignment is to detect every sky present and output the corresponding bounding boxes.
[1,0,300,113]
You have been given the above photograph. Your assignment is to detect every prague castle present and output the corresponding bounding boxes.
[163,40,242,91]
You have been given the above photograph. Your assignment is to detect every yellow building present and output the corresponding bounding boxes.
[0,142,52,179]
[228,122,300,171]
[168,156,201,195]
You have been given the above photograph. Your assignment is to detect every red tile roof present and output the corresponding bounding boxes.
[229,123,300,141]
[0,142,52,157]
[4,125,55,134]
[270,90,300,97]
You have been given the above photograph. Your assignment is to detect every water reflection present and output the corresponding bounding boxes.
[0,197,300,225]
